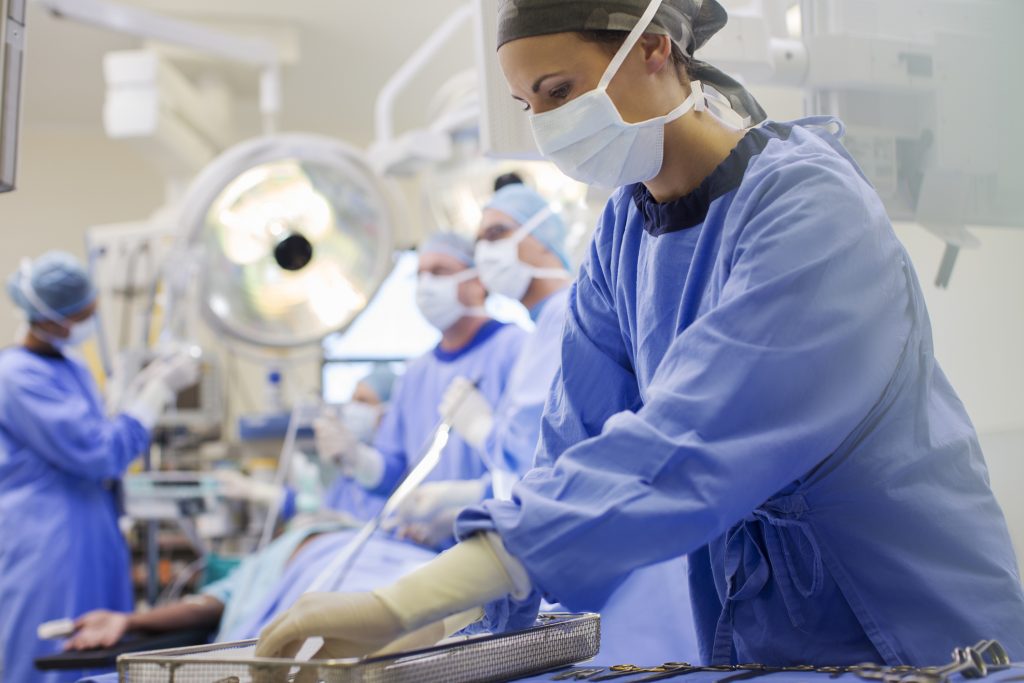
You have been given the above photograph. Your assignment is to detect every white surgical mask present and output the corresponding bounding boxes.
[475,208,570,301]
[57,317,97,350]
[416,269,487,332]
[528,0,717,188]
[342,401,382,444]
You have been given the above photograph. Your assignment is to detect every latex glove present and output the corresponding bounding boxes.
[255,534,528,680]
[313,414,358,465]
[392,507,462,549]
[386,479,487,527]
[313,416,384,489]
[214,470,285,508]
[121,378,174,430]
[63,610,130,651]
[382,479,487,548]
[146,348,201,393]
[120,348,201,428]
[439,377,494,449]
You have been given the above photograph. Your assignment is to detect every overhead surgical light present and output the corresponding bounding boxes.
[176,134,398,349]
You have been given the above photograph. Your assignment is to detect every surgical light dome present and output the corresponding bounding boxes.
[178,134,397,348]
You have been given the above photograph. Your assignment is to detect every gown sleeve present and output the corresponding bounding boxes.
[459,156,915,613]
[483,296,569,479]
[2,360,150,481]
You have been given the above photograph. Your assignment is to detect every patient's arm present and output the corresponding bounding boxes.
[64,595,224,651]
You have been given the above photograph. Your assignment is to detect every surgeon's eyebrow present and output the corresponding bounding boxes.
[532,72,565,93]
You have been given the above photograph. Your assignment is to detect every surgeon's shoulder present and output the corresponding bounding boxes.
[0,350,69,410]
[0,347,58,383]
[736,119,887,228]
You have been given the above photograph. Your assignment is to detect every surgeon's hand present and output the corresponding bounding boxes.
[440,377,494,449]
[146,348,202,393]
[394,507,461,549]
[254,592,404,682]
[63,610,130,651]
[214,470,285,508]
[255,534,527,682]
[384,479,487,547]
[313,416,385,489]
[313,414,358,465]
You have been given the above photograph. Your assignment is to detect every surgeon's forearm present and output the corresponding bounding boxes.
[375,533,531,630]
[127,595,224,633]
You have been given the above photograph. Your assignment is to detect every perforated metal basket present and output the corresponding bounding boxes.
[117,612,600,683]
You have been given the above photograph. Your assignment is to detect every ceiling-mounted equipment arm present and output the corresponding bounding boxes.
[35,0,282,133]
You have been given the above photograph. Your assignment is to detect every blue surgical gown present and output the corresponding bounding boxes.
[321,471,387,521]
[483,291,570,484]
[0,347,149,683]
[372,320,526,500]
[484,289,700,664]
[458,118,1024,666]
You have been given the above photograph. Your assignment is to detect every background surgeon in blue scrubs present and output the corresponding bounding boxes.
[0,251,199,683]
[317,233,526,550]
[256,0,1024,668]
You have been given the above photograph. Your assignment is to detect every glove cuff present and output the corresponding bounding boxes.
[373,532,529,631]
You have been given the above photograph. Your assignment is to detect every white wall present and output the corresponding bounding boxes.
[0,127,164,340]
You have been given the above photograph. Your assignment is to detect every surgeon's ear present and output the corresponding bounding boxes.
[639,34,672,75]
[34,319,68,339]
[458,277,487,308]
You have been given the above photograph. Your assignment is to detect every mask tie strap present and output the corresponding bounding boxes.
[597,0,667,91]
[510,208,572,278]
[510,207,555,244]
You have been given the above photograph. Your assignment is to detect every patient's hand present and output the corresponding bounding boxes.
[64,610,130,651]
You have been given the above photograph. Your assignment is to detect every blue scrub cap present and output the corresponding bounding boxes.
[419,232,476,266]
[6,251,97,323]
[359,362,398,403]
[485,184,570,269]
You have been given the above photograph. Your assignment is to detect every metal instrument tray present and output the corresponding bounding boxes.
[117,612,600,683]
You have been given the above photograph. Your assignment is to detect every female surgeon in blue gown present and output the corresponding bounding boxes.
[0,252,198,682]
[256,0,1024,669]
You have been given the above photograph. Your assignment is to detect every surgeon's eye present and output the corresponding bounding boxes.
[481,224,515,242]
[549,83,571,100]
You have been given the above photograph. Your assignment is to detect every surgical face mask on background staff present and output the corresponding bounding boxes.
[342,400,382,444]
[475,208,569,301]
[527,0,742,188]
[415,270,486,332]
